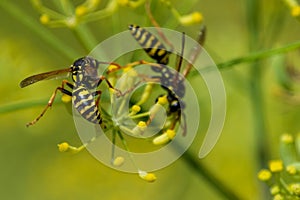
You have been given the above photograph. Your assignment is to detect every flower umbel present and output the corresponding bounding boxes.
[259,133,300,198]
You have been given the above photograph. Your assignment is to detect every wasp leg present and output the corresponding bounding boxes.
[26,80,73,127]
[92,90,102,108]
[145,0,174,51]
[182,25,206,77]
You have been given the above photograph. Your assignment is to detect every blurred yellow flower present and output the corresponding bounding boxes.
[286,165,297,175]
[138,170,157,182]
[269,160,283,173]
[281,133,294,144]
[40,14,50,25]
[291,6,300,17]
[257,169,272,181]
[57,142,69,152]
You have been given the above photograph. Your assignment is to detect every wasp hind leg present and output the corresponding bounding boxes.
[26,80,73,127]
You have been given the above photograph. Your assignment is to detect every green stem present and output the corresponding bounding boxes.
[81,0,118,23]
[217,40,300,70]
[72,24,98,52]
[249,62,269,164]
[130,111,150,119]
[0,98,63,114]
[246,0,270,199]
[0,1,78,60]
[188,40,300,77]
[182,150,241,200]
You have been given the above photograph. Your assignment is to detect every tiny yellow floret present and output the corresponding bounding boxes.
[290,183,300,195]
[138,171,157,182]
[123,65,132,73]
[113,156,125,167]
[281,133,294,144]
[132,105,141,113]
[40,14,50,25]
[108,64,119,72]
[257,169,272,181]
[132,121,147,135]
[269,160,283,173]
[286,165,297,175]
[138,121,147,128]
[76,5,88,16]
[166,129,176,139]
[61,94,72,103]
[157,95,168,105]
[270,185,280,195]
[117,0,129,6]
[292,6,300,17]
[90,0,100,6]
[58,142,69,152]
[153,130,175,145]
[180,12,203,26]
[153,133,170,145]
[273,194,284,200]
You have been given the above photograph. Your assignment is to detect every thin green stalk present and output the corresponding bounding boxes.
[0,98,63,114]
[182,150,241,200]
[246,0,270,199]
[217,40,300,70]
[72,24,99,52]
[188,40,300,77]
[0,1,78,60]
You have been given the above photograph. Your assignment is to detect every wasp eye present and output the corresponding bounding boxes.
[73,57,86,67]
[169,100,180,112]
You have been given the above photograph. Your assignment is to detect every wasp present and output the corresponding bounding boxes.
[20,56,117,129]
[129,24,206,135]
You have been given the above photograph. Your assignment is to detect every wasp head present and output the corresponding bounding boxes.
[71,56,100,88]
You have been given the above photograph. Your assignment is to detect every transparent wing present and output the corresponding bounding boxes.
[20,68,71,88]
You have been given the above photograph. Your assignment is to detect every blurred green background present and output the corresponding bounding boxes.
[1,0,300,199]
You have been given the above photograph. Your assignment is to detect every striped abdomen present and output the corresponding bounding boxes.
[129,24,170,65]
[72,85,102,124]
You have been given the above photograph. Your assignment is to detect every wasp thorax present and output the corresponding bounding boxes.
[71,57,100,88]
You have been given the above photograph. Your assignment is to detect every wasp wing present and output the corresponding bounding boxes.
[20,68,72,88]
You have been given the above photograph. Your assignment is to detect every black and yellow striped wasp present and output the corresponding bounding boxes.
[20,56,116,129]
[129,24,206,135]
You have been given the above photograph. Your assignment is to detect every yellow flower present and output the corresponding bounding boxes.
[273,194,284,200]
[108,64,120,72]
[153,129,176,145]
[281,133,294,144]
[179,12,203,26]
[138,121,146,129]
[291,6,300,17]
[269,160,283,173]
[76,5,88,16]
[61,94,72,103]
[257,169,272,181]
[112,156,125,167]
[40,14,50,25]
[166,129,175,139]
[132,121,147,135]
[132,105,141,113]
[117,0,129,6]
[290,183,300,195]
[286,165,297,175]
[157,95,168,105]
[138,170,156,182]
[270,185,280,195]
[57,142,69,152]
